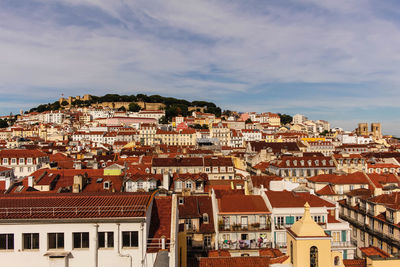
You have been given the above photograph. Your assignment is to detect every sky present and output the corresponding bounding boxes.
[1,0,400,135]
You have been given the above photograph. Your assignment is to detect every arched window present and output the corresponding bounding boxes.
[310,246,318,267]
[334,256,340,266]
[290,241,293,264]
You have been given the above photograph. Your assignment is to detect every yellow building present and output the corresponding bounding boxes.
[287,202,344,267]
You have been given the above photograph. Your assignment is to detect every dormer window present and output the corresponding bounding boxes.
[286,160,290,166]
[307,160,312,166]
[293,160,297,166]
[179,197,184,205]
[315,160,319,166]
[300,160,304,166]
[322,160,326,165]
[2,158,8,164]
[203,213,209,223]
[103,181,110,189]
[19,158,24,164]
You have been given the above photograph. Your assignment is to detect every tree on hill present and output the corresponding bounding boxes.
[128,102,141,112]
[245,118,252,124]
[61,100,69,106]
[278,113,293,125]
[0,119,8,128]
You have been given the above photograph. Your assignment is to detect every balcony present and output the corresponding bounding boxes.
[219,223,271,232]
[275,242,287,248]
[219,240,272,250]
[331,241,354,248]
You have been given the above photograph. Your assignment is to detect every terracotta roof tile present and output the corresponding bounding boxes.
[266,190,335,208]
[218,195,270,214]
[0,192,151,220]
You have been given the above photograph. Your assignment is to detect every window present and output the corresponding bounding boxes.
[313,216,322,223]
[2,158,8,164]
[186,236,192,247]
[353,228,357,237]
[137,181,143,189]
[185,219,193,230]
[277,216,284,226]
[179,197,184,205]
[185,181,192,189]
[290,241,293,264]
[19,158,24,164]
[310,246,318,267]
[27,158,32,164]
[73,232,89,249]
[389,225,394,235]
[0,234,14,250]
[332,232,340,242]
[98,232,114,248]
[11,158,16,164]
[203,213,209,223]
[176,181,182,189]
[296,216,302,221]
[122,231,138,248]
[23,233,39,250]
[334,256,340,266]
[48,233,64,249]
[204,235,211,248]
[103,181,110,189]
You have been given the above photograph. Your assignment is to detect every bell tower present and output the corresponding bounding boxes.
[286,203,344,267]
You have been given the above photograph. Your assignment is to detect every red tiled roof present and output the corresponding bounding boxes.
[208,250,231,257]
[250,175,282,189]
[199,256,272,267]
[0,149,47,158]
[178,196,215,233]
[265,190,335,208]
[147,196,172,253]
[360,246,390,258]
[308,172,369,185]
[316,184,336,195]
[218,195,270,214]
[343,259,366,267]
[0,192,151,220]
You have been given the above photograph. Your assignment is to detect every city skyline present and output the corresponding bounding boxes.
[1,1,400,134]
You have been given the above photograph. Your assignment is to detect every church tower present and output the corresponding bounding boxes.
[286,202,344,267]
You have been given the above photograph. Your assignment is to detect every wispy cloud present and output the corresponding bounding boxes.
[1,0,400,134]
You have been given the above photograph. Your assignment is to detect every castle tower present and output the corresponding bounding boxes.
[356,123,368,136]
[287,203,344,267]
[371,123,382,139]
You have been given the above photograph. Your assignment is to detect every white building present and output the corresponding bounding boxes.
[0,192,178,267]
[293,114,307,125]
[0,149,49,178]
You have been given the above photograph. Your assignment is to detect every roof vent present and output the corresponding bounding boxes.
[96,178,103,183]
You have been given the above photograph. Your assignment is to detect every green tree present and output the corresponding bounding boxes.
[278,113,293,125]
[61,100,69,106]
[0,119,8,128]
[159,116,168,124]
[118,106,126,111]
[245,118,252,124]
[128,102,141,112]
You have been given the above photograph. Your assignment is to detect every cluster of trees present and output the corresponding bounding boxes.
[189,124,209,129]
[278,113,293,125]
[28,93,222,123]
[0,119,8,128]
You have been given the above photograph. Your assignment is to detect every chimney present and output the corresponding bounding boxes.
[28,176,34,187]
[163,173,170,190]
[73,175,83,193]
[5,177,11,190]
[244,179,250,195]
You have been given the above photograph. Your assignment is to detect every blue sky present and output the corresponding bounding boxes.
[1,0,400,135]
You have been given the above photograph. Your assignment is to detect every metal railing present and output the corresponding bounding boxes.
[147,238,171,249]
[219,224,271,232]
[219,241,272,250]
